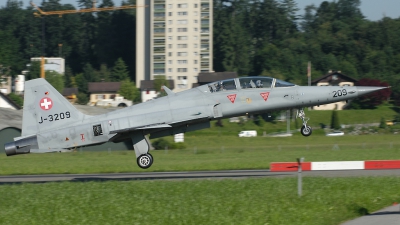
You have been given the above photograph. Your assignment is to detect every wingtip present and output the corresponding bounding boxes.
[162,86,174,95]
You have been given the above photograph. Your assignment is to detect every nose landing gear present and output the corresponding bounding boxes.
[297,108,312,137]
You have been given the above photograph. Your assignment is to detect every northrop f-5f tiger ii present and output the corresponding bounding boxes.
[4,77,387,169]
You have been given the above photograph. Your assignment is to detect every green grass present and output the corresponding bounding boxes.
[1,135,400,175]
[0,177,400,225]
[189,106,398,136]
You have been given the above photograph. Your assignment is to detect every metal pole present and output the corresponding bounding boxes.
[297,157,304,197]
[286,110,290,134]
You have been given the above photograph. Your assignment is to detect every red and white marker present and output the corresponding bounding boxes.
[270,160,400,172]
[39,97,53,110]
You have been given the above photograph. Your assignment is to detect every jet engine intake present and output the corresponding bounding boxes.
[4,136,38,156]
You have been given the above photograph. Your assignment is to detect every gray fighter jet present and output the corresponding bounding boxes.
[4,77,387,169]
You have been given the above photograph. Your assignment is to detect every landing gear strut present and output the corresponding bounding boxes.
[132,133,154,169]
[297,108,312,137]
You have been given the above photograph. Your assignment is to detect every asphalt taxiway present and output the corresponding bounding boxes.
[0,169,399,184]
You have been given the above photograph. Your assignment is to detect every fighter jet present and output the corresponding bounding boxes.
[4,77,387,169]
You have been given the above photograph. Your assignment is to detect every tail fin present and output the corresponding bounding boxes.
[21,78,89,137]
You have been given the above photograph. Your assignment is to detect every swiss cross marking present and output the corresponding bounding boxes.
[39,97,53,110]
[260,92,270,101]
[227,94,237,103]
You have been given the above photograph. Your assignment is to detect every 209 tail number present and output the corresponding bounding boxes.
[333,89,347,98]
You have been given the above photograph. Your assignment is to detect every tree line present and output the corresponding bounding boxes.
[1,0,400,105]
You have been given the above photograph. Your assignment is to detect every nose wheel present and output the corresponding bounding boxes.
[297,108,312,137]
[137,153,153,169]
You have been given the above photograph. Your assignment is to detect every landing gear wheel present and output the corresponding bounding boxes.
[137,154,153,169]
[301,125,312,137]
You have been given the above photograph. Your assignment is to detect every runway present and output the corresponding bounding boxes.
[0,169,399,184]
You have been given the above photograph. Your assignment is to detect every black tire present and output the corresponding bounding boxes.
[137,154,153,169]
[301,125,312,137]
[147,153,153,163]
[118,103,127,107]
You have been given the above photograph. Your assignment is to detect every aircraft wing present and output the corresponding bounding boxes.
[109,123,172,134]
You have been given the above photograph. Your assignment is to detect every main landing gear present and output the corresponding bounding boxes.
[137,153,153,169]
[297,108,312,137]
[132,133,154,169]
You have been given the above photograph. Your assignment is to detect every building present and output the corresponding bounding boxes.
[0,76,11,94]
[0,92,21,110]
[88,82,121,105]
[136,0,213,92]
[140,79,175,102]
[312,70,358,110]
[62,87,78,103]
[30,57,65,75]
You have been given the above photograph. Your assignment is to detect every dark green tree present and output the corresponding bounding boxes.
[111,58,129,81]
[45,71,64,93]
[118,79,140,102]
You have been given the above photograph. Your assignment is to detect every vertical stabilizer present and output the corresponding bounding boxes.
[21,78,89,137]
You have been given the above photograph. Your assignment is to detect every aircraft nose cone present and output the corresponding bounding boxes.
[356,86,388,96]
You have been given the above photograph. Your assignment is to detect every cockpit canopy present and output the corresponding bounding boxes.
[207,77,296,93]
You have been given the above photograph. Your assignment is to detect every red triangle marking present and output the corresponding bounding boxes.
[260,92,270,101]
[227,94,237,103]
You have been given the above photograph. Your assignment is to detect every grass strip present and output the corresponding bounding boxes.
[0,177,399,225]
[1,135,400,175]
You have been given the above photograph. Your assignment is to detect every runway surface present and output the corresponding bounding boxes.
[0,169,399,184]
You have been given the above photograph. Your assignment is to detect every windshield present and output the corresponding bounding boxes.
[274,79,295,87]
[239,77,273,89]
[208,79,236,92]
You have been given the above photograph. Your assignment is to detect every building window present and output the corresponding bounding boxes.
[168,20,172,25]
[194,44,198,48]
[178,76,187,80]
[168,28,172,32]
[194,20,198,24]
[178,60,187,64]
[177,52,188,56]
[168,60,172,64]
[194,27,198,31]
[168,44,172,49]
[194,68,198,72]
[194,36,198,40]
[178,11,187,16]
[168,36,172,40]
[168,68,172,73]
[177,44,187,48]
[194,11,198,16]
[168,76,172,80]
[168,12,172,16]
[177,19,188,24]
[178,4,187,8]
[194,52,198,56]
[177,68,187,72]
[168,4,172,9]
[178,84,188,89]
[194,4,198,8]
[177,36,188,40]
[168,52,172,56]
[194,60,198,64]
[177,28,187,32]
